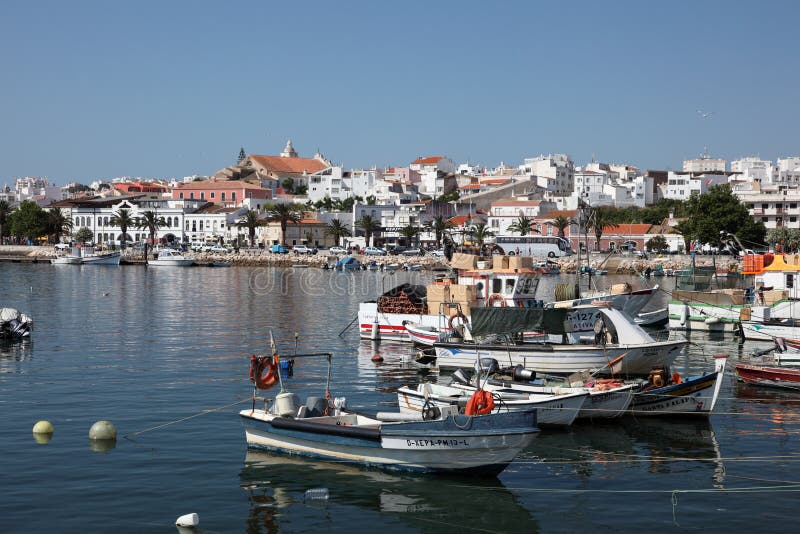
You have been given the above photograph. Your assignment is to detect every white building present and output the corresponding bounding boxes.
[731,156,772,184]
[683,155,726,173]
[774,157,800,187]
[520,154,575,197]
[663,171,731,201]
[410,156,457,196]
[488,199,557,235]
[10,177,62,206]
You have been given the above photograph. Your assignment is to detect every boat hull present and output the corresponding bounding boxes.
[739,320,800,341]
[148,259,195,266]
[432,340,686,375]
[240,410,538,474]
[628,357,727,416]
[735,363,800,391]
[396,384,585,427]
[484,380,635,419]
[80,252,121,265]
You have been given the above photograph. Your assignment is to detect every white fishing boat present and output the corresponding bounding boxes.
[356,259,657,342]
[432,306,687,375]
[148,248,195,267]
[450,365,635,420]
[51,246,120,265]
[240,348,539,475]
[396,382,587,427]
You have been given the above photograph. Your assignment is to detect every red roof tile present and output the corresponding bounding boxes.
[411,156,444,165]
[249,155,328,174]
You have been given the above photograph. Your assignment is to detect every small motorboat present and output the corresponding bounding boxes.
[0,308,33,340]
[148,249,195,267]
[240,339,539,475]
[735,362,800,391]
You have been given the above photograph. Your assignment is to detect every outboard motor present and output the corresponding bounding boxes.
[513,365,536,382]
[475,358,499,376]
[451,368,474,386]
[304,396,329,418]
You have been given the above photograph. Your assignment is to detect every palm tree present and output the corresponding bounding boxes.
[45,210,73,244]
[399,224,420,247]
[137,210,166,246]
[424,215,453,247]
[266,204,301,245]
[0,200,14,244]
[110,208,135,248]
[549,215,576,240]
[236,210,264,247]
[468,222,494,251]
[355,215,381,247]
[507,215,535,236]
[592,209,618,252]
[324,219,352,246]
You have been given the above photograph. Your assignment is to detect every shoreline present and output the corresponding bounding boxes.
[0,245,743,273]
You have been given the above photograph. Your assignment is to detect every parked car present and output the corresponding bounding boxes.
[388,246,408,256]
[364,246,387,256]
[270,244,289,254]
[208,245,229,254]
[55,243,71,250]
[431,248,445,257]
[292,245,318,255]
[402,247,425,256]
[329,246,347,254]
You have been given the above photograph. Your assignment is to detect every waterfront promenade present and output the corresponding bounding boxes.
[1,244,740,273]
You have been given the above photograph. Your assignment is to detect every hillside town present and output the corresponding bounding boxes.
[1,140,798,254]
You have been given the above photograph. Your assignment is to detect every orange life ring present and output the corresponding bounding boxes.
[465,389,494,415]
[487,293,507,307]
[250,354,279,390]
[448,311,468,330]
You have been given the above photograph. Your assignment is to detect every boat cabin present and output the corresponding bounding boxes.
[454,269,541,307]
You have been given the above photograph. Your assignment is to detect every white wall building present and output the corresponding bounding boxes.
[488,199,557,235]
[731,156,772,184]
[683,156,726,173]
[520,154,575,197]
[13,177,62,206]
[663,171,731,201]
[410,156,456,196]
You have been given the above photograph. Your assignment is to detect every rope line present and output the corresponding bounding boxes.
[123,397,252,439]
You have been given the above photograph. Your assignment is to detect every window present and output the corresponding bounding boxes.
[787,274,794,289]
[210,192,215,199]
[179,193,184,199]
[504,278,516,295]
[190,193,195,200]
[492,279,502,294]
[201,192,205,200]
[221,192,226,201]
[232,192,236,201]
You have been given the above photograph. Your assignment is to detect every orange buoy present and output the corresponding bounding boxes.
[372,353,384,363]
[465,389,494,415]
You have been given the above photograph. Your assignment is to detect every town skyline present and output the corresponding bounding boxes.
[3,1,799,183]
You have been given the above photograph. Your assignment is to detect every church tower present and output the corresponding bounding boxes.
[280,139,298,158]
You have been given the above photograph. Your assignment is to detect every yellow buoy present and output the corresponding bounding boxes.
[33,420,54,434]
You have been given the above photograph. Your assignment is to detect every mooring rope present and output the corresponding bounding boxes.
[123,397,252,439]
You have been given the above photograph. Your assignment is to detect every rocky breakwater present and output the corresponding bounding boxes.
[184,251,447,269]
[549,255,741,275]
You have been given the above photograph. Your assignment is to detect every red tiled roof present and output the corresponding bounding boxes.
[249,155,327,174]
[411,156,444,165]
[480,178,511,185]
[175,180,267,190]
[602,223,652,234]
[449,215,472,226]
[459,184,483,190]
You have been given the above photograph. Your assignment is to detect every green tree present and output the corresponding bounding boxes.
[110,208,135,248]
[355,215,381,247]
[0,199,13,243]
[399,224,420,247]
[549,215,575,240]
[766,228,800,253]
[137,210,166,245]
[680,185,766,249]
[74,227,94,244]
[324,219,352,246]
[646,235,668,252]
[591,207,618,251]
[507,215,535,236]
[468,222,494,250]
[45,210,73,244]
[424,215,453,247]
[8,200,47,243]
[266,204,301,245]
[437,189,460,203]
[236,210,265,247]
[281,177,295,194]
[365,195,377,205]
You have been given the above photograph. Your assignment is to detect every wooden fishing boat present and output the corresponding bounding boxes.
[240,341,540,475]
[734,362,800,391]
[627,355,728,416]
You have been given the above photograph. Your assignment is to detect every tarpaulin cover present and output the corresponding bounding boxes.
[469,306,571,336]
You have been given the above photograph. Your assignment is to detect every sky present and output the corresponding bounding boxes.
[2,0,799,185]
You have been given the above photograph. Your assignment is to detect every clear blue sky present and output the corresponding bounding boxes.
[2,0,798,185]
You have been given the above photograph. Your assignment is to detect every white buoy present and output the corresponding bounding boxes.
[370,319,380,341]
[89,420,117,441]
[175,513,199,527]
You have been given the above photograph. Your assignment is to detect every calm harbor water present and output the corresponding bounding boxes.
[2,264,800,533]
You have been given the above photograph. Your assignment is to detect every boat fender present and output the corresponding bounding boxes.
[680,305,688,326]
[652,374,664,388]
[465,389,494,416]
[251,355,279,390]
[671,372,682,384]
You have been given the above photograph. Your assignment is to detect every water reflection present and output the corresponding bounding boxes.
[528,418,725,487]
[240,451,539,533]
[0,339,33,374]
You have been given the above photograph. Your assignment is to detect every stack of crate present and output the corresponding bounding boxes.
[378,293,426,314]
[426,284,451,315]
[449,284,478,316]
[508,255,533,270]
